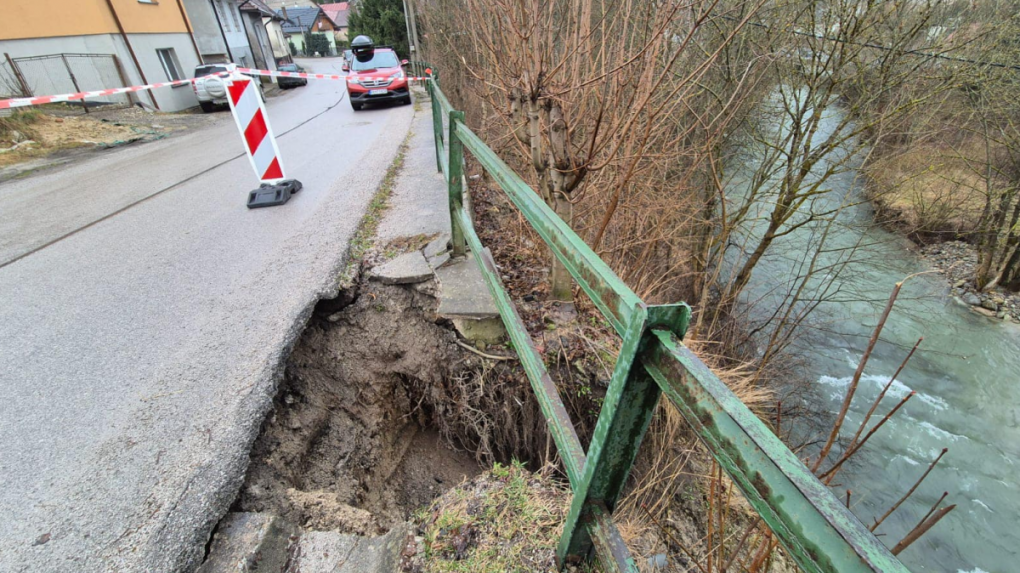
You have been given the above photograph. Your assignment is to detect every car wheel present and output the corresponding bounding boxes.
[402,96,412,106]
[200,101,215,113]
[351,101,362,111]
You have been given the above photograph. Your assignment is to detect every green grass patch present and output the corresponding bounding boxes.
[410,461,574,573]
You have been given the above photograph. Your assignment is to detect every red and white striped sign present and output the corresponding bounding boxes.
[224,72,285,183]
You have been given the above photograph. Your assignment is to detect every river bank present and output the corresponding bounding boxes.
[863,127,1020,324]
[920,241,1020,322]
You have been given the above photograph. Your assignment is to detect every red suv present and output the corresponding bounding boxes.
[346,37,410,111]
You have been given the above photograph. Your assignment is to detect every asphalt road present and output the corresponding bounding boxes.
[0,58,415,572]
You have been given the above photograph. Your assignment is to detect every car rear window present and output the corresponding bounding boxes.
[351,51,399,72]
[195,65,228,77]
[279,64,299,72]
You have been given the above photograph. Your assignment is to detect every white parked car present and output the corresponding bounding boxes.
[192,63,265,113]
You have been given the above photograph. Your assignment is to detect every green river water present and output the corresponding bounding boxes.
[729,91,1020,573]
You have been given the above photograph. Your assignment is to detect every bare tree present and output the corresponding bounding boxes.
[420,0,770,308]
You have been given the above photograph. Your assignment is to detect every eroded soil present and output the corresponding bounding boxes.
[235,279,481,534]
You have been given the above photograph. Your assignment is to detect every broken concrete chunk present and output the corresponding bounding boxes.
[423,234,451,259]
[294,525,411,573]
[449,317,505,345]
[436,253,500,319]
[369,251,433,285]
[436,252,504,344]
[196,513,295,573]
[428,251,451,270]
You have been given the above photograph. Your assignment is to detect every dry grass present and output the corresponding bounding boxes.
[867,137,991,239]
[612,342,782,572]
[0,109,143,167]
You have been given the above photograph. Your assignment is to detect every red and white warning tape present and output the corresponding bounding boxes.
[0,65,432,189]
[236,67,345,81]
[0,66,432,110]
[0,73,229,111]
[236,67,432,82]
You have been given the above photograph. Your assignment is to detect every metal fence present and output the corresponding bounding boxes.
[0,60,21,100]
[422,64,913,573]
[3,53,133,112]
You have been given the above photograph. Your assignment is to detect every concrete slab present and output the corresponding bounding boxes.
[377,103,450,242]
[196,513,295,573]
[370,251,433,284]
[428,251,451,270]
[436,251,504,344]
[292,525,410,573]
[436,252,500,319]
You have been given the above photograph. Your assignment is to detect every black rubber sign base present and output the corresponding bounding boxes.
[247,179,303,209]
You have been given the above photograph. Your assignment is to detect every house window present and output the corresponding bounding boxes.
[157,48,184,81]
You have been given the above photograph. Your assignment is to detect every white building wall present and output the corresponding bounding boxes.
[0,33,201,112]
[212,0,255,67]
[127,33,203,111]
[264,19,290,61]
[180,0,230,59]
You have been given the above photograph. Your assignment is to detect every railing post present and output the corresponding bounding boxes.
[557,304,690,569]
[430,81,442,173]
[447,110,467,257]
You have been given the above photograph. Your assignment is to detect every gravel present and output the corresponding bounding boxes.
[920,240,1020,322]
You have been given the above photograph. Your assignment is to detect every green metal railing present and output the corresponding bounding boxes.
[422,69,911,573]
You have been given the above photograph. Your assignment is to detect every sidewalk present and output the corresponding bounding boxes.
[377,95,449,242]
[372,90,503,344]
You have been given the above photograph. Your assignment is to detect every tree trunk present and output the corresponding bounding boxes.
[547,102,575,304]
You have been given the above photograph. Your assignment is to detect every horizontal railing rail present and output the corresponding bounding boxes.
[421,69,911,573]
